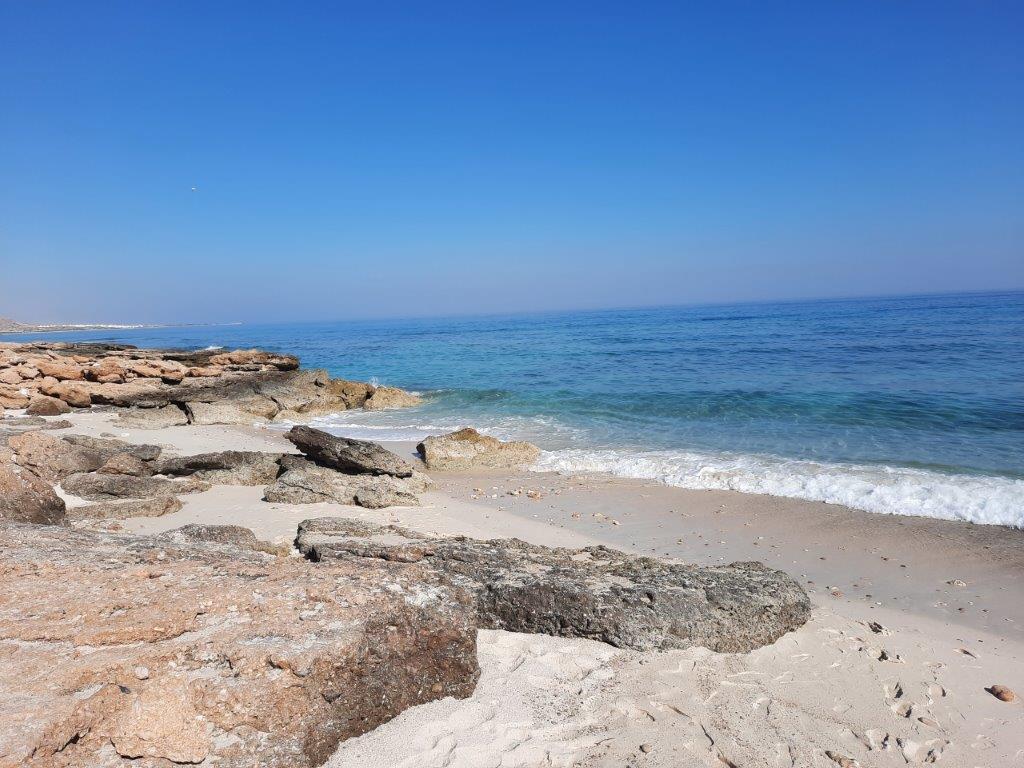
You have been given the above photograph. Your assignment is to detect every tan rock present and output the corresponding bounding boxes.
[25,395,72,416]
[0,522,479,767]
[35,359,85,380]
[365,385,423,410]
[67,496,183,520]
[0,386,30,409]
[40,380,92,408]
[417,427,541,471]
[0,461,66,525]
[187,365,223,377]
[15,364,40,379]
[0,369,21,386]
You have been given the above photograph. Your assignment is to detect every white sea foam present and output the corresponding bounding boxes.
[202,345,224,351]
[535,449,1024,528]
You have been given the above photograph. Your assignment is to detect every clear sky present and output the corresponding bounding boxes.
[1,1,1021,323]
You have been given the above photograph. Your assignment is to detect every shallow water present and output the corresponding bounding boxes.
[9,291,1023,526]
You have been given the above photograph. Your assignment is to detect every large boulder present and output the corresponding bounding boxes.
[297,517,812,653]
[0,451,66,525]
[158,523,286,555]
[265,456,428,509]
[154,450,284,485]
[0,521,479,767]
[417,428,540,471]
[286,426,416,477]
[185,398,277,425]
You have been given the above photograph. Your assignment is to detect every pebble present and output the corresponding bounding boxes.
[134,666,150,680]
[639,743,653,753]
[986,684,1016,702]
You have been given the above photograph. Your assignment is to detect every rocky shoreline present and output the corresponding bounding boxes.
[0,343,811,767]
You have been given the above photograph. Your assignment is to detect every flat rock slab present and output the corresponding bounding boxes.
[287,426,417,477]
[0,521,479,768]
[297,517,811,653]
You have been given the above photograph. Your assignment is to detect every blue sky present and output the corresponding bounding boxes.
[1,1,1021,323]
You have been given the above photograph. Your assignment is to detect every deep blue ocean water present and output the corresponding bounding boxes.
[8,291,1023,526]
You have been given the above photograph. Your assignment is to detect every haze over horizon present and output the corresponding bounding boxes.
[2,2,1022,324]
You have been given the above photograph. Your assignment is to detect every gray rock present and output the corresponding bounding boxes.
[287,425,417,477]
[265,457,428,508]
[297,517,811,652]
[154,450,284,485]
[97,453,153,477]
[67,496,183,520]
[417,428,540,471]
[61,434,162,463]
[61,472,209,501]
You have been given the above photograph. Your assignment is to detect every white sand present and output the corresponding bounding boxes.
[47,411,1024,767]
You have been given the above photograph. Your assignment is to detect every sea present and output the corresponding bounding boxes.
[7,291,1023,528]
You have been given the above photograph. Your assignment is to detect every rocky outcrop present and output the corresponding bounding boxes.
[0,521,479,768]
[0,448,66,525]
[0,342,421,423]
[154,450,284,485]
[417,427,540,471]
[265,456,429,509]
[297,517,812,653]
[287,426,417,477]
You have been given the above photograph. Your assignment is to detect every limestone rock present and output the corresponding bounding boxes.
[40,379,92,408]
[25,395,71,416]
[158,523,287,555]
[186,398,275,425]
[365,386,423,410]
[35,359,85,380]
[287,425,417,477]
[417,428,540,471]
[297,517,812,652]
[113,404,189,429]
[61,434,162,463]
[265,457,428,508]
[0,458,67,525]
[0,386,30,409]
[0,521,479,767]
[154,450,284,485]
[97,453,153,477]
[7,431,107,482]
[61,472,209,501]
[67,496,183,521]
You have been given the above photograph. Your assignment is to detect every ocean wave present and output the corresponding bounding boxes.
[535,449,1024,528]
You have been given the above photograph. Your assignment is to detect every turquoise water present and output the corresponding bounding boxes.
[8,291,1023,526]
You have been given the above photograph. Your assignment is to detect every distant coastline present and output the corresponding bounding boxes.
[0,318,241,334]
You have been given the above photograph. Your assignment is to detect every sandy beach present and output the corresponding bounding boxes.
[45,409,1024,768]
